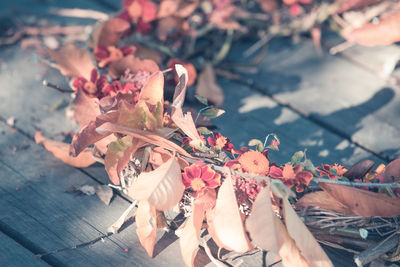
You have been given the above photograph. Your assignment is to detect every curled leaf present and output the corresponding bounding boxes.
[128,157,184,210]
[136,200,157,257]
[35,131,95,168]
[343,160,375,181]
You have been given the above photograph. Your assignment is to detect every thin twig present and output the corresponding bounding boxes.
[43,80,74,93]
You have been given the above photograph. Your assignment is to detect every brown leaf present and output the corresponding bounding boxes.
[206,174,252,252]
[344,11,400,46]
[175,2,198,18]
[136,200,157,257]
[35,131,96,168]
[96,18,130,47]
[383,158,400,183]
[283,197,333,267]
[319,182,400,217]
[196,63,224,107]
[344,160,376,181]
[296,191,353,214]
[180,189,216,267]
[138,71,164,124]
[48,44,95,79]
[149,147,189,169]
[74,89,100,127]
[108,54,160,79]
[128,157,184,210]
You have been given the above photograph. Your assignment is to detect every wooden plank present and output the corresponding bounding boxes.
[215,78,383,167]
[229,38,400,162]
[0,231,49,267]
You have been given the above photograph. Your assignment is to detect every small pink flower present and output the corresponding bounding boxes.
[182,161,221,198]
[94,45,136,68]
[269,164,313,191]
[102,81,138,98]
[207,132,234,152]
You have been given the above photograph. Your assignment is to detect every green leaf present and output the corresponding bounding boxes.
[329,168,338,176]
[197,127,212,135]
[201,107,225,119]
[248,139,263,147]
[195,95,208,105]
[304,159,316,173]
[190,139,209,152]
[265,144,279,151]
[290,151,305,166]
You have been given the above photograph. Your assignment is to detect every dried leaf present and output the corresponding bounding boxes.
[128,157,185,210]
[383,158,400,183]
[70,111,119,156]
[118,100,159,130]
[206,174,252,252]
[136,200,157,257]
[283,197,333,267]
[48,44,95,79]
[344,11,400,46]
[180,189,216,267]
[246,185,280,253]
[319,182,400,217]
[172,64,188,108]
[172,108,202,142]
[74,89,100,127]
[96,18,130,47]
[149,147,189,169]
[105,136,137,185]
[35,131,95,168]
[95,184,114,205]
[138,71,164,127]
[108,54,159,79]
[296,191,353,214]
[196,63,224,106]
[343,159,375,181]
[99,122,192,158]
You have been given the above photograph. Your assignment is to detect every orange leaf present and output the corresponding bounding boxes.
[128,157,184,210]
[35,131,95,168]
[319,182,400,217]
[206,174,252,252]
[344,11,400,47]
[48,44,95,80]
[296,190,353,214]
[196,63,224,107]
[283,197,333,267]
[108,54,160,79]
[179,189,216,267]
[74,89,100,127]
[136,200,157,257]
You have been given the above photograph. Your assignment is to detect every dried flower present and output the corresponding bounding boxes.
[207,132,234,152]
[182,161,221,198]
[317,164,347,180]
[102,81,139,98]
[269,164,313,192]
[94,45,135,68]
[73,69,107,97]
[237,150,269,176]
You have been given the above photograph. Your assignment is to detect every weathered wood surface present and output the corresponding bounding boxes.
[1,0,400,267]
